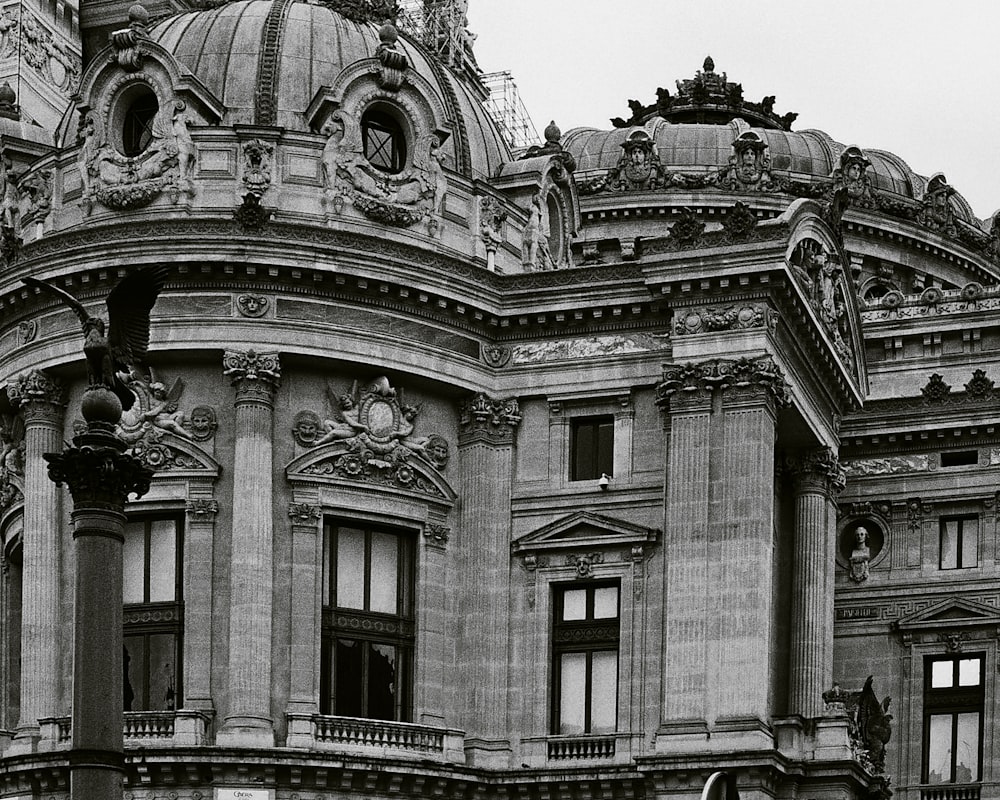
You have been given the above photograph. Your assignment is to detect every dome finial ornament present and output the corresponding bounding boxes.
[0,82,18,120]
[703,55,715,73]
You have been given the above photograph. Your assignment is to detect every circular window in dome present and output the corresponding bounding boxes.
[361,106,407,174]
[119,85,159,157]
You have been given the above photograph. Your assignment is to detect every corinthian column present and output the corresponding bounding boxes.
[218,350,280,747]
[788,447,845,719]
[6,370,65,750]
[457,394,520,768]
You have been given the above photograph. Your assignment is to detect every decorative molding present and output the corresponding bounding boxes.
[288,502,321,523]
[236,294,269,318]
[788,447,847,496]
[458,394,521,446]
[241,139,274,197]
[16,320,38,346]
[566,552,602,578]
[672,303,772,336]
[223,350,281,403]
[655,356,790,411]
[481,344,512,368]
[186,498,219,518]
[0,6,80,92]
[423,524,449,548]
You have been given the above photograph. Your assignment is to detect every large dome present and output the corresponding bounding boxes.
[149,0,511,179]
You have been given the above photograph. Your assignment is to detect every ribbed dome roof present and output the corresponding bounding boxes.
[148,0,510,179]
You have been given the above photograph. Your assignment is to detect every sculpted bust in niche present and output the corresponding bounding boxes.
[849,525,871,582]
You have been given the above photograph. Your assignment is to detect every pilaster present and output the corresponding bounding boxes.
[787,447,846,719]
[218,350,281,747]
[654,356,788,750]
[5,371,65,751]
[284,497,321,748]
[183,496,219,712]
[457,393,519,767]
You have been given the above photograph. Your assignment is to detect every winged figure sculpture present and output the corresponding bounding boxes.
[23,268,167,411]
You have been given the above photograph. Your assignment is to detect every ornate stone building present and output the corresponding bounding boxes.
[0,4,997,800]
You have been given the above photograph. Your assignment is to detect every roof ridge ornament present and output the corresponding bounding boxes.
[110,3,149,72]
[611,56,798,131]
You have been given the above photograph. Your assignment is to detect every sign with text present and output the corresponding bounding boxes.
[215,790,275,800]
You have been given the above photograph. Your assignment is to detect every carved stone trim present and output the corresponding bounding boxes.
[788,447,847,497]
[288,502,321,523]
[237,294,269,318]
[458,394,521,446]
[423,524,449,548]
[673,303,774,336]
[655,356,790,412]
[223,350,281,404]
[7,370,66,424]
[186,499,219,518]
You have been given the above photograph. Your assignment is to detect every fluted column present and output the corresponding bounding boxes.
[655,357,788,745]
[788,448,845,719]
[6,370,65,749]
[457,394,520,768]
[218,350,280,746]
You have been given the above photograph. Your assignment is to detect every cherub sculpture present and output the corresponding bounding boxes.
[23,268,167,411]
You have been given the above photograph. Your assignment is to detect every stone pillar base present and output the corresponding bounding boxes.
[285,712,314,749]
[6,725,41,755]
[463,737,511,769]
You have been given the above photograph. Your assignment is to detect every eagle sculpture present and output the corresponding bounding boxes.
[23,268,167,411]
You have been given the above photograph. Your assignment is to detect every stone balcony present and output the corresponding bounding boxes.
[520,733,638,767]
[286,713,465,763]
[32,710,213,750]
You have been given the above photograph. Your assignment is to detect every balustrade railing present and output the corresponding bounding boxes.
[920,785,980,800]
[312,715,445,754]
[546,735,616,761]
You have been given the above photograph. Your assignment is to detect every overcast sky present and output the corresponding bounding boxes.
[469,1,1000,222]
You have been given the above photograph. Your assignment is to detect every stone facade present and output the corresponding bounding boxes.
[0,8,996,800]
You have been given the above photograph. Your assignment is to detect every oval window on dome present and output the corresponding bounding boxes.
[120,85,159,157]
[362,107,406,174]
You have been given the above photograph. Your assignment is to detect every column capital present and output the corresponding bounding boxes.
[45,424,152,512]
[458,393,521,446]
[656,355,790,413]
[288,502,321,524]
[186,498,220,519]
[223,350,281,404]
[7,370,66,424]
[788,446,847,496]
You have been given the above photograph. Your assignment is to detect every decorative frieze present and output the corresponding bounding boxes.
[458,394,521,446]
[237,294,269,317]
[672,303,772,336]
[842,455,931,477]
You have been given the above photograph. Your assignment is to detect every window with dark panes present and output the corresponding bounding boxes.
[939,516,978,570]
[362,109,406,174]
[552,582,619,735]
[123,515,183,712]
[321,522,414,721]
[923,654,984,784]
[122,88,158,157]
[571,416,614,481]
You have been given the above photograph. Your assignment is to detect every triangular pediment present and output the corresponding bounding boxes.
[895,597,1000,631]
[132,433,222,477]
[512,511,659,555]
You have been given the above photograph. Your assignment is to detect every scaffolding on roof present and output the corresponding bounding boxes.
[396,1,539,151]
[481,70,539,151]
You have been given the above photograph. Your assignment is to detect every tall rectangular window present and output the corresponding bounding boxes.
[552,583,619,735]
[571,416,614,481]
[123,515,183,712]
[321,522,414,721]
[940,517,978,570]
[924,654,983,784]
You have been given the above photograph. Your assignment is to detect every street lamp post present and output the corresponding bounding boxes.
[44,386,152,800]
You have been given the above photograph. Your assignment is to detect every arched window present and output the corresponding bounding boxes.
[121,87,159,157]
[362,108,406,174]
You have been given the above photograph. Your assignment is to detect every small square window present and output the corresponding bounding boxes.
[940,517,978,570]
[571,416,613,481]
